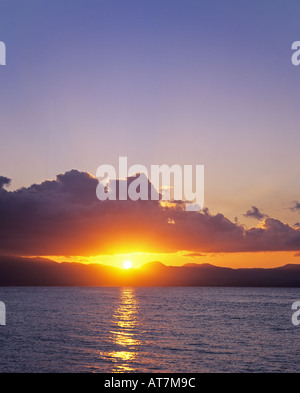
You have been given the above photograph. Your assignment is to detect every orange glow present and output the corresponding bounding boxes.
[40,250,299,269]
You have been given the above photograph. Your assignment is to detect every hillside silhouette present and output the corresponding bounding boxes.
[1,256,300,286]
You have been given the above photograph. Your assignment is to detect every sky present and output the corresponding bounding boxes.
[1,0,300,268]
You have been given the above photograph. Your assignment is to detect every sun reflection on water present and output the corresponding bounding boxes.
[99,287,142,372]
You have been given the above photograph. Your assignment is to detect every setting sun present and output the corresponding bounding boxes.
[123,260,133,269]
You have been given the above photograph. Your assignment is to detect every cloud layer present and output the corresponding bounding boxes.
[1,170,300,256]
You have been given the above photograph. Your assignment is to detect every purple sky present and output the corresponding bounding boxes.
[1,0,300,226]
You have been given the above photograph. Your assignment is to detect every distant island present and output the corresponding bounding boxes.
[1,256,300,287]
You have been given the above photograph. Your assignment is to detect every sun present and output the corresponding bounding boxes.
[123,260,133,269]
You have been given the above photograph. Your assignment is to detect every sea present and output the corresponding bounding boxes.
[0,286,299,373]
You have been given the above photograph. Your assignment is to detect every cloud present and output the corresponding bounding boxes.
[1,170,300,256]
[243,206,267,220]
[290,201,300,213]
[0,176,11,189]
[182,252,206,258]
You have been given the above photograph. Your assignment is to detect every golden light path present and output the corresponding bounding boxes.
[99,288,142,372]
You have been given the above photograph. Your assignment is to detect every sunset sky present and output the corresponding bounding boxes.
[1,0,300,269]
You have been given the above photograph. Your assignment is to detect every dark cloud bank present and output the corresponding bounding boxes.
[1,169,300,257]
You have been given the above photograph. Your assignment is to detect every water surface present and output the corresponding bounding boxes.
[0,287,299,372]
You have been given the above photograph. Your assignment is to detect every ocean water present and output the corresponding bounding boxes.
[0,286,299,373]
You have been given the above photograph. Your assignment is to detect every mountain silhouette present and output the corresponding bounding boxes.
[0,256,300,287]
